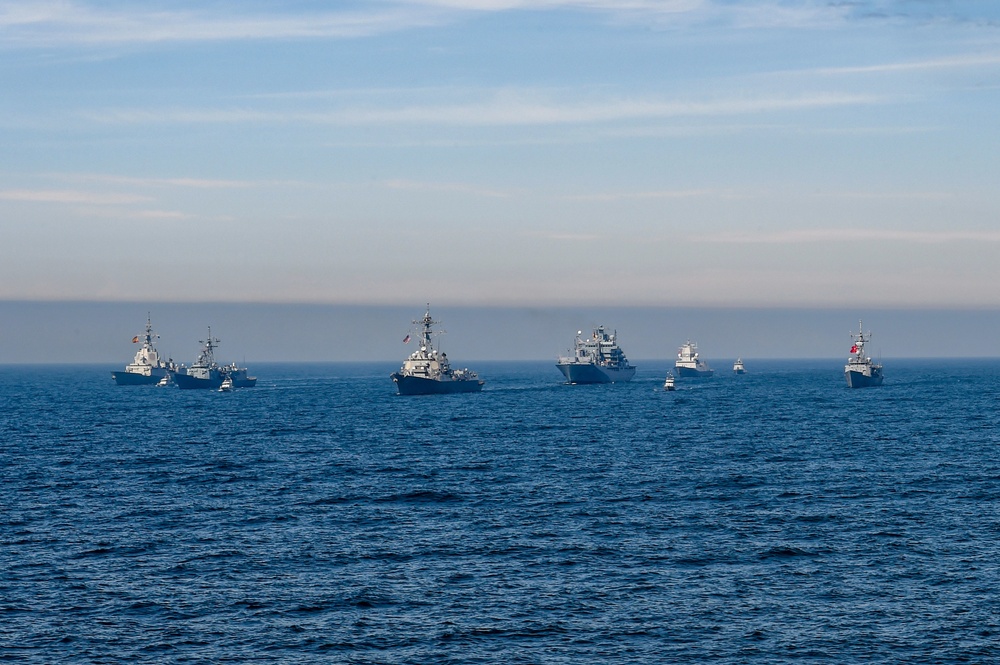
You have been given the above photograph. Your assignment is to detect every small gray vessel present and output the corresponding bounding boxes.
[845,320,883,388]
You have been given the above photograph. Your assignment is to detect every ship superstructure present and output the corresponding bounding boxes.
[556,326,636,384]
[391,306,484,395]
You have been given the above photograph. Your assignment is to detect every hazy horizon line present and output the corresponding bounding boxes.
[4,299,1000,312]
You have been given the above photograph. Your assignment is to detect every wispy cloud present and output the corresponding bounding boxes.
[0,188,149,205]
[58,173,258,189]
[4,0,994,51]
[71,206,193,220]
[396,0,701,11]
[525,231,602,241]
[384,179,511,198]
[0,0,909,50]
[812,53,1000,76]
[565,188,718,202]
[395,0,855,30]
[0,1,441,47]
[84,91,884,127]
[699,228,1000,244]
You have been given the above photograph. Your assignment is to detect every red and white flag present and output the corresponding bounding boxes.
[850,344,858,353]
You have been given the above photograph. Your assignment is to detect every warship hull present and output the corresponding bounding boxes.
[845,368,883,389]
[557,362,635,384]
[392,373,484,395]
[172,372,256,390]
[111,369,168,386]
[172,372,223,390]
[675,366,714,378]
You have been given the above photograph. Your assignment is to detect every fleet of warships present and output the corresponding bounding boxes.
[113,308,887,393]
[112,317,256,390]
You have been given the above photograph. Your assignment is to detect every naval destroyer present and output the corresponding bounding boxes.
[845,321,883,388]
[556,326,636,384]
[111,315,177,385]
[391,306,484,395]
[172,328,257,390]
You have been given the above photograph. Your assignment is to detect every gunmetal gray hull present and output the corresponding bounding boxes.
[173,371,223,390]
[392,373,484,395]
[675,367,714,378]
[845,368,883,388]
[557,362,635,384]
[111,369,168,386]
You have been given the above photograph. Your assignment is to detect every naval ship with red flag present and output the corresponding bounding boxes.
[845,320,884,388]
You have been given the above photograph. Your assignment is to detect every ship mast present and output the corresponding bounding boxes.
[141,313,159,347]
[198,326,221,365]
[852,320,872,358]
[412,304,449,353]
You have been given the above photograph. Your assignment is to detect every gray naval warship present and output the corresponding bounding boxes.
[172,328,257,390]
[556,326,636,384]
[391,306,484,395]
[845,320,883,388]
[674,340,714,378]
[111,315,177,385]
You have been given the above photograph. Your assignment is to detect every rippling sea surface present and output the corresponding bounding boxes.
[3,359,1000,663]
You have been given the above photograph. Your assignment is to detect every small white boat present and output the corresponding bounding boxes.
[156,375,172,387]
[663,372,676,391]
[733,358,746,374]
[218,377,234,392]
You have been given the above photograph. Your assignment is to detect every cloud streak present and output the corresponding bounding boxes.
[0,0,913,49]
[699,228,1000,245]
[384,179,511,198]
[811,53,1000,76]
[0,1,442,47]
[84,91,884,127]
[0,188,149,205]
[58,173,259,189]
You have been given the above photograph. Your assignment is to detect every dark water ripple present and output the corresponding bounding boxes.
[2,360,1000,662]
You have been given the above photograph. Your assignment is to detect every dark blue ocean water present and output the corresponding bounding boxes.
[3,359,1000,663]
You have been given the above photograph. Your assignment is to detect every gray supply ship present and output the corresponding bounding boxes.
[556,326,636,384]
[675,340,714,378]
[845,320,883,388]
[391,306,484,395]
[111,315,177,385]
[172,328,256,390]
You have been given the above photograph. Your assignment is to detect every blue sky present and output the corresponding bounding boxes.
[3,0,1000,310]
